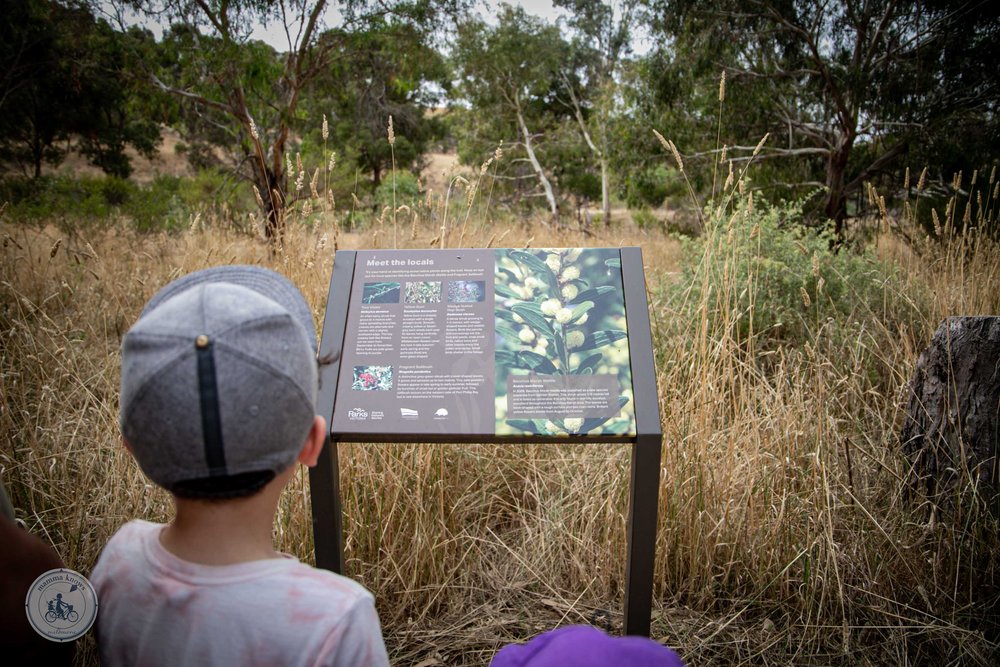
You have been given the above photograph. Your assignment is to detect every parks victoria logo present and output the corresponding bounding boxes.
[25,568,98,642]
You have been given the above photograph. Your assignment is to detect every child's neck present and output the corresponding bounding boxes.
[160,483,284,565]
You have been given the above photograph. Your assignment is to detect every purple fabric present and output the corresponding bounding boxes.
[490,626,685,667]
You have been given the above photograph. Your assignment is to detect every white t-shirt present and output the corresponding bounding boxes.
[91,520,389,667]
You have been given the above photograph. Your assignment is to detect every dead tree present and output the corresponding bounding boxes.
[901,317,1000,515]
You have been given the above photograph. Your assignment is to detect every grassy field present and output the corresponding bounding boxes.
[2,173,999,665]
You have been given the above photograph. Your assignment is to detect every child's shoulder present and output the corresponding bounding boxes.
[268,558,373,604]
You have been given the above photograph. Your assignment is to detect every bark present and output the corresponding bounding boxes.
[252,163,283,244]
[901,317,1000,513]
[600,156,611,226]
[825,135,853,238]
[515,94,558,219]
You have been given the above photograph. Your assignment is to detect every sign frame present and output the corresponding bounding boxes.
[309,247,662,636]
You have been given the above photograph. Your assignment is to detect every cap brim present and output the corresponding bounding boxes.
[140,266,317,351]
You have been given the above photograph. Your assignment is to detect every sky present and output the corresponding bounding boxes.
[101,1,572,51]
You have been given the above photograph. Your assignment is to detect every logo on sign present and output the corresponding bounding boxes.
[348,408,369,421]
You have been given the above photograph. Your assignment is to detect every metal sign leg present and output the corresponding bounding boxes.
[624,432,662,636]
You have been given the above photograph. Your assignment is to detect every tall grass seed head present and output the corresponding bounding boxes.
[322,114,329,141]
[387,115,395,147]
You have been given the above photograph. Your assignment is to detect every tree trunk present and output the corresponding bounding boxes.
[825,139,852,239]
[901,317,1000,514]
[515,104,558,219]
[253,164,283,244]
[600,156,611,226]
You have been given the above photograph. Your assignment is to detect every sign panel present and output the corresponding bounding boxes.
[330,248,636,438]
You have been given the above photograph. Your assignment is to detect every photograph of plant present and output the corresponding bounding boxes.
[493,248,634,436]
[448,280,485,303]
[362,281,400,304]
[404,281,442,304]
[352,365,394,391]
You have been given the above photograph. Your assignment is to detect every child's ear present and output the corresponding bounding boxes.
[297,416,326,468]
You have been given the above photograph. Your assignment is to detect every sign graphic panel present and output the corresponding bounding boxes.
[330,248,635,438]
[493,248,635,437]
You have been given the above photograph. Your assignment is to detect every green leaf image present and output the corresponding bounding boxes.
[496,322,522,345]
[495,350,519,367]
[495,309,520,324]
[511,302,554,338]
[516,351,558,374]
[509,250,557,287]
[569,301,594,323]
[579,396,630,433]
[573,353,603,374]
[506,419,541,434]
[574,329,628,352]
[495,283,520,299]
[569,285,616,305]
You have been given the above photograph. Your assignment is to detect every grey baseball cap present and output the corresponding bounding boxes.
[120,266,318,498]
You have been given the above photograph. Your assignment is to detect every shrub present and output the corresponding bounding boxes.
[374,170,421,209]
[670,194,923,351]
[632,207,659,230]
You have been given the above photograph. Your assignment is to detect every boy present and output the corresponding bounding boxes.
[91,266,389,666]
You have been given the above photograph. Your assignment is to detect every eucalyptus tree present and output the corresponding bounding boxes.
[106,0,459,241]
[307,17,450,192]
[644,0,1000,235]
[0,0,160,178]
[452,5,571,219]
[555,0,641,224]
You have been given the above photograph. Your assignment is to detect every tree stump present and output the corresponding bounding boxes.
[901,317,1000,512]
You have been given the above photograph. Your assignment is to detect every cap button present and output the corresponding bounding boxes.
[195,334,210,348]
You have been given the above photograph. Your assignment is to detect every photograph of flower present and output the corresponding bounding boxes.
[362,281,400,304]
[404,281,442,304]
[493,248,634,437]
[448,280,485,303]
[352,365,393,391]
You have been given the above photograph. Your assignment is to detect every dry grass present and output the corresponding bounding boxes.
[2,179,998,666]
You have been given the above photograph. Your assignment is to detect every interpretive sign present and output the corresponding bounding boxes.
[330,248,636,439]
[311,247,661,637]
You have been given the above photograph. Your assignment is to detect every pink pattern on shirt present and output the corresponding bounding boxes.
[91,520,389,667]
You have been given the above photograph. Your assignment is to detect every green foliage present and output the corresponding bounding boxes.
[374,171,421,209]
[672,195,918,349]
[305,17,450,193]
[494,248,635,437]
[0,0,162,178]
[451,7,572,210]
[631,208,658,230]
[0,172,249,232]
